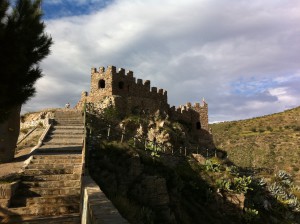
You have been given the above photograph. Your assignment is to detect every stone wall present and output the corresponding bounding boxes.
[169,101,209,131]
[0,181,19,207]
[81,175,128,224]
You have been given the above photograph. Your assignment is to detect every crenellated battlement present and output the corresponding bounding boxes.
[92,66,135,78]
[90,66,168,100]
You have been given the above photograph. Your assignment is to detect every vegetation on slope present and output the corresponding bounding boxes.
[87,107,300,223]
[210,106,300,184]
[89,141,300,223]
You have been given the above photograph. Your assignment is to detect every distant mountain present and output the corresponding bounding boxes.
[210,106,300,185]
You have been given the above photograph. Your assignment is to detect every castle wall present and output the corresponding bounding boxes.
[168,102,209,131]
[76,65,209,131]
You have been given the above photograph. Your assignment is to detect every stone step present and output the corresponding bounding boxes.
[47,133,84,138]
[51,129,84,134]
[53,126,84,130]
[30,158,82,164]
[21,180,81,188]
[37,145,83,153]
[32,154,82,159]
[44,135,83,141]
[55,118,83,121]
[24,167,81,176]
[2,204,79,217]
[54,116,83,121]
[44,137,83,143]
[43,138,83,145]
[22,174,81,181]
[11,194,80,207]
[55,113,82,118]
[11,194,74,208]
[0,213,81,224]
[54,117,83,121]
[27,195,80,206]
[27,163,82,169]
[16,187,81,197]
[55,122,83,127]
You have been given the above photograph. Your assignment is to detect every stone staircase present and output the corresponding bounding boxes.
[0,110,84,223]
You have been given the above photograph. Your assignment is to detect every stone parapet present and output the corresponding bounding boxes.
[81,175,128,224]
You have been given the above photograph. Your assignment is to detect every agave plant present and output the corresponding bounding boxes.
[276,170,293,186]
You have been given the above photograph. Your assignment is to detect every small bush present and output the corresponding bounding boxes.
[20,128,29,134]
[292,125,300,131]
[266,126,273,132]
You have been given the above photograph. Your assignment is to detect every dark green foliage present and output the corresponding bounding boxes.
[0,0,53,122]
[101,106,121,125]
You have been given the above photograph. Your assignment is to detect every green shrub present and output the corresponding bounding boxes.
[243,208,259,223]
[232,176,252,193]
[101,106,121,124]
[205,159,221,172]
[216,178,232,192]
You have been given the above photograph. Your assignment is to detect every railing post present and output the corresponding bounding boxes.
[107,125,111,140]
[83,100,88,173]
[185,147,187,156]
[121,126,125,143]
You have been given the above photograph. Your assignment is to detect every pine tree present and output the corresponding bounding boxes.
[0,0,53,162]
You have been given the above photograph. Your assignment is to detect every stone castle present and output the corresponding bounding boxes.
[76,65,208,132]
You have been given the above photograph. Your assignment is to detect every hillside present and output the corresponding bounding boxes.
[210,106,300,184]
[1,107,299,223]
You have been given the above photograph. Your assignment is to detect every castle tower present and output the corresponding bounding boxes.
[192,99,209,131]
[90,66,114,99]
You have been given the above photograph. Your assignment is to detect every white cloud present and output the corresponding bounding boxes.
[23,0,300,122]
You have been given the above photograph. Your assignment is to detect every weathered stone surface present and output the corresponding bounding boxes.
[224,193,245,210]
[0,181,19,200]
[192,153,206,165]
[82,175,128,224]
[129,175,175,223]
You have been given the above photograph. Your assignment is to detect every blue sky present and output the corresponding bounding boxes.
[42,0,112,19]
[21,0,300,122]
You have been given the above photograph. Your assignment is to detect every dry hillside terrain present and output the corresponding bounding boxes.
[210,106,300,185]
